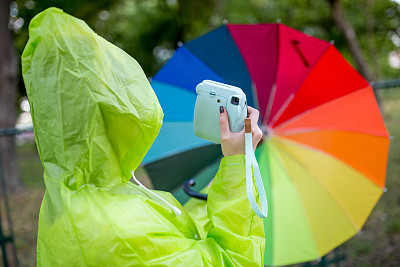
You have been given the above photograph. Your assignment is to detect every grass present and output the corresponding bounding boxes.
[2,88,400,266]
[339,88,400,267]
[0,141,44,266]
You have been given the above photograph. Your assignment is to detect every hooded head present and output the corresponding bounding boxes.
[22,8,163,189]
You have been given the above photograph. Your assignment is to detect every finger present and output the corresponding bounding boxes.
[247,106,258,116]
[254,127,263,142]
[247,106,260,132]
[252,127,263,151]
[219,106,231,138]
[247,106,259,122]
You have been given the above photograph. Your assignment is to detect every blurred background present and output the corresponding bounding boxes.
[0,0,399,266]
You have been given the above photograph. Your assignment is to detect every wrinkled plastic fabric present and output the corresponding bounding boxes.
[22,8,265,266]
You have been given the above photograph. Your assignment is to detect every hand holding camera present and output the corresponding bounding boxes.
[219,106,262,156]
[193,80,267,218]
[193,80,262,155]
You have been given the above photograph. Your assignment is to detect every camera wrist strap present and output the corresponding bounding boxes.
[245,119,268,218]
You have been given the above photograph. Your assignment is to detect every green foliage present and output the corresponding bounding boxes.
[101,0,181,75]
[99,0,215,75]
[216,0,400,80]
[11,0,119,97]
[97,0,400,79]
[10,0,400,88]
[340,0,400,79]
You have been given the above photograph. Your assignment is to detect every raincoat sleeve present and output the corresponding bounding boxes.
[198,154,265,266]
[133,154,265,267]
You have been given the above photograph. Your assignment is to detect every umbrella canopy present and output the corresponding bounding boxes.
[143,23,390,266]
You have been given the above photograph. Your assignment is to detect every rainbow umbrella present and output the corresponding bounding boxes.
[142,24,390,266]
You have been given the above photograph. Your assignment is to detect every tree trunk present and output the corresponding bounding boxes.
[328,0,373,81]
[0,0,23,191]
[365,0,380,80]
[327,0,381,107]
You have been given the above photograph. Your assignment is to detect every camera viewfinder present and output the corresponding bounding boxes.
[231,96,239,105]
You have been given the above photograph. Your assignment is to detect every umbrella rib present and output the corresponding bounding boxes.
[269,142,321,260]
[266,26,331,128]
[272,137,363,234]
[263,83,277,125]
[251,82,261,112]
[263,24,281,125]
[267,43,343,129]
[268,93,295,127]
[275,127,390,138]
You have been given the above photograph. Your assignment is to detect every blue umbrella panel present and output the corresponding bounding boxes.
[142,25,257,198]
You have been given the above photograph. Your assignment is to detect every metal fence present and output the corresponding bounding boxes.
[372,78,400,90]
[0,127,33,267]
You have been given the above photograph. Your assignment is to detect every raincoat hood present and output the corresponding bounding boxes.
[22,7,163,189]
[21,8,265,267]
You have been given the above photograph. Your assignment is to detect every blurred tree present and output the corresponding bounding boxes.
[98,0,399,81]
[2,0,119,192]
[328,0,374,81]
[12,0,400,87]
[101,0,214,76]
[365,0,380,80]
[326,0,384,107]
[0,0,22,191]
[13,0,120,95]
[218,0,399,80]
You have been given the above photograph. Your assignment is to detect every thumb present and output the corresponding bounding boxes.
[219,106,230,138]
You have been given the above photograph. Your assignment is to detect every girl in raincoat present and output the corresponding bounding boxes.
[22,8,265,266]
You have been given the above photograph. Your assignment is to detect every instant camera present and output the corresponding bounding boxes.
[193,80,247,143]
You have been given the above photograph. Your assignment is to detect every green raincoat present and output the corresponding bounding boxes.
[22,8,265,266]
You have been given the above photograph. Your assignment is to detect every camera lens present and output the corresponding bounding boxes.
[231,97,239,105]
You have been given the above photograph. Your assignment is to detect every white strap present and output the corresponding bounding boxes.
[245,133,268,218]
[130,171,182,216]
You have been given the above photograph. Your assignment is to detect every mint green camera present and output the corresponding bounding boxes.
[193,80,248,144]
